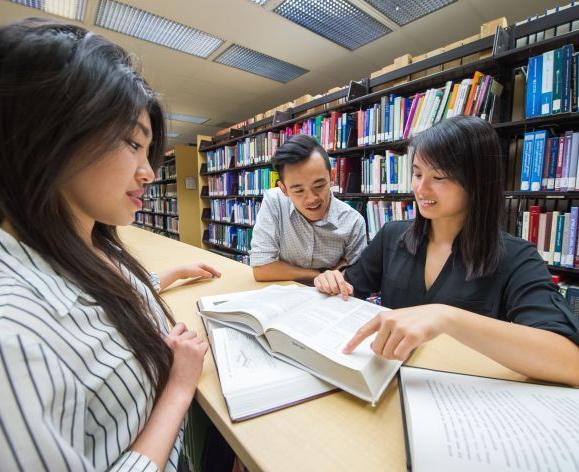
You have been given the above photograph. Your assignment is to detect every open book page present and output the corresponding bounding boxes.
[267,289,388,369]
[206,320,333,421]
[399,366,579,472]
[200,285,322,335]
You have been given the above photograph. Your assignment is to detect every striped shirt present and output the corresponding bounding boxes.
[250,188,367,269]
[0,228,182,471]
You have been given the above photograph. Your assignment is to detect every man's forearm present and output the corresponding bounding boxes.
[253,261,320,282]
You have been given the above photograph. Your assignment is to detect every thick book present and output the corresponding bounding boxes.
[197,285,402,404]
[204,319,334,422]
[398,366,579,472]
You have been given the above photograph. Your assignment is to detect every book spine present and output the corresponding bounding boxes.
[530,130,547,191]
[541,50,554,115]
[564,207,579,267]
[547,137,558,190]
[543,211,553,261]
[520,132,535,191]
[562,44,574,113]
[555,136,566,190]
[549,211,560,264]
[522,211,530,241]
[528,205,541,245]
[553,47,563,113]
[542,138,552,190]
[561,213,571,267]
[554,213,565,266]
[562,131,573,191]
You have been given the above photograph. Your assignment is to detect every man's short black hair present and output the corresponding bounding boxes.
[271,134,331,179]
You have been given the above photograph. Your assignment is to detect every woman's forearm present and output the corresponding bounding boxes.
[129,383,192,469]
[157,267,183,291]
[443,305,579,385]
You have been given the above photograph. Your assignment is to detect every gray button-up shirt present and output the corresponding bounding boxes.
[250,188,367,269]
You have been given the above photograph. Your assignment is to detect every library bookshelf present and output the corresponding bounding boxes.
[194,6,579,281]
[134,144,202,245]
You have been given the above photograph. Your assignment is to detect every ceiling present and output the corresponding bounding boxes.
[0,0,570,148]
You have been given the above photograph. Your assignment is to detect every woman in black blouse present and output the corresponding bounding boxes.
[314,116,579,386]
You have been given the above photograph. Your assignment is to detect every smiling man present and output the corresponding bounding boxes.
[250,134,367,283]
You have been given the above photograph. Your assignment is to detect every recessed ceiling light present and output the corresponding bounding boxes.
[214,44,308,83]
[364,0,456,26]
[95,0,223,58]
[9,0,87,21]
[274,0,391,50]
[165,113,209,124]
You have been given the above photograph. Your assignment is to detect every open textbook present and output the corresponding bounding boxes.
[197,285,401,404]
[204,319,335,421]
[399,366,579,472]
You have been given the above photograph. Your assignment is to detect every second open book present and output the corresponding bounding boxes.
[198,285,401,406]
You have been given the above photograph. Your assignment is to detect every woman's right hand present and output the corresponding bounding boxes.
[164,322,208,399]
[314,270,353,300]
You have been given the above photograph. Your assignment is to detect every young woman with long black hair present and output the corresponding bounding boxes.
[315,116,579,386]
[0,18,220,471]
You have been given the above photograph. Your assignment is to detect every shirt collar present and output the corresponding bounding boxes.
[289,193,339,229]
[0,227,93,317]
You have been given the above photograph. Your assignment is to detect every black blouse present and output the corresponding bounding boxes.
[345,220,579,345]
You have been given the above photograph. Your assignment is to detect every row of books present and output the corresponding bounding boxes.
[209,199,261,225]
[135,213,179,234]
[366,200,416,240]
[274,72,502,152]
[520,130,579,191]
[515,2,579,48]
[142,197,178,214]
[357,73,502,145]
[206,132,280,171]
[206,223,252,253]
[154,163,176,181]
[144,183,177,199]
[517,205,579,267]
[208,169,280,197]
[205,71,501,172]
[233,254,251,265]
[360,153,412,194]
[526,45,577,118]
[135,224,179,241]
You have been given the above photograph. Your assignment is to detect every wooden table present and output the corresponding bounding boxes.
[119,226,526,472]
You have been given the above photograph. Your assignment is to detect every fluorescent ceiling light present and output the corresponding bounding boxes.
[10,0,87,21]
[95,0,223,58]
[251,0,269,4]
[166,132,180,138]
[364,0,456,26]
[214,44,308,83]
[274,0,391,50]
[165,113,209,124]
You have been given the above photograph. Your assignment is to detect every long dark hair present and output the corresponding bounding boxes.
[0,18,174,398]
[403,116,505,280]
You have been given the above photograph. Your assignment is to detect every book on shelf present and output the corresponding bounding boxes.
[203,315,335,422]
[197,285,401,404]
[505,197,579,268]
[518,130,579,192]
[209,198,261,225]
[366,200,415,240]
[525,44,576,119]
[206,223,252,253]
[361,152,411,194]
[399,366,579,472]
[207,169,279,197]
